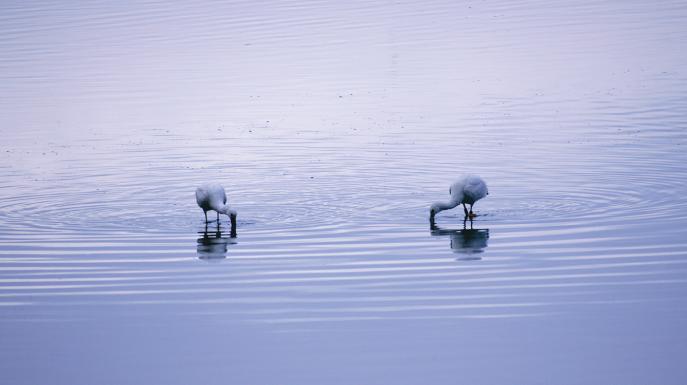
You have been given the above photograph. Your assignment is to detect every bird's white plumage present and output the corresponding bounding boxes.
[196,183,237,235]
[196,183,237,221]
[450,175,489,205]
[196,183,228,213]
[430,175,489,221]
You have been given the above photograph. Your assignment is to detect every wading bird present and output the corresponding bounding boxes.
[196,183,237,236]
[429,175,488,224]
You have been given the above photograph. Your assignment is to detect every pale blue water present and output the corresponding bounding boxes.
[1,1,687,384]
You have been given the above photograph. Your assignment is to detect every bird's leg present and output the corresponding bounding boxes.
[462,203,469,218]
[467,204,477,219]
[216,211,220,224]
[204,211,208,223]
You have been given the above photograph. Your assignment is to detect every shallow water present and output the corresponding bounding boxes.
[2,1,687,384]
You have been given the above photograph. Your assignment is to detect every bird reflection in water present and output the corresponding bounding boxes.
[197,223,236,261]
[431,219,489,260]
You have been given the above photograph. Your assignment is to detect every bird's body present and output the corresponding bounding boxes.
[430,175,488,223]
[196,183,237,236]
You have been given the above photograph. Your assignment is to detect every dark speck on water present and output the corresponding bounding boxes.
[1,1,687,385]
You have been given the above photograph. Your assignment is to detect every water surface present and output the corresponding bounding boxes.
[1,1,687,384]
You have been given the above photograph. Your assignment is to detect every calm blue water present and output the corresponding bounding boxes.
[1,1,687,384]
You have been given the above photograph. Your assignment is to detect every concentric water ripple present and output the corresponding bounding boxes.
[1,122,686,327]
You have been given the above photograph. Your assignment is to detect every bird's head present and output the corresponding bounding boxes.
[220,207,238,236]
[219,207,237,219]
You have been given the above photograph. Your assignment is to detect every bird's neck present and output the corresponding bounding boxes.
[218,204,235,216]
[433,200,459,212]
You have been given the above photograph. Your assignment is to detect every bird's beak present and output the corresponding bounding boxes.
[230,213,237,237]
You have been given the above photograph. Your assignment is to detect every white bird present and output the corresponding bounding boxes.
[195,183,237,234]
[429,175,489,223]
